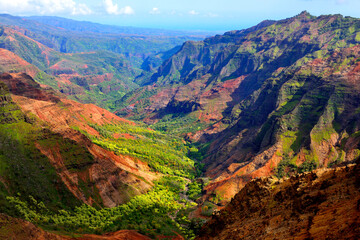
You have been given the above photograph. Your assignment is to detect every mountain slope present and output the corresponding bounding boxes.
[0,77,82,214]
[0,72,158,210]
[118,12,360,123]
[117,12,360,205]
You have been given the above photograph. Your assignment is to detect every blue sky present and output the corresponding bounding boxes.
[0,0,360,31]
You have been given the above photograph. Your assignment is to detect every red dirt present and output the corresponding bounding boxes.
[76,230,151,240]
[0,49,39,78]
[113,133,136,140]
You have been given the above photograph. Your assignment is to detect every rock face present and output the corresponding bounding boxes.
[118,12,360,204]
[196,163,360,239]
[200,44,360,205]
[0,72,157,209]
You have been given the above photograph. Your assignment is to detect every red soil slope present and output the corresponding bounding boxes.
[0,72,158,207]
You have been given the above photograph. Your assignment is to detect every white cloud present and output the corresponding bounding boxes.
[120,6,134,15]
[0,0,92,15]
[189,10,199,15]
[149,7,160,15]
[103,0,134,15]
[104,0,118,14]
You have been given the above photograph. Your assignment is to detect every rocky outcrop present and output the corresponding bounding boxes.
[0,72,60,102]
[196,163,360,239]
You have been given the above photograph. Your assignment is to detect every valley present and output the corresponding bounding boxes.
[0,11,360,240]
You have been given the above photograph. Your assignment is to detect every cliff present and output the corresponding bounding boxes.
[196,163,360,239]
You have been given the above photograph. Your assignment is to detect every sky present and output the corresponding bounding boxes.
[0,0,360,31]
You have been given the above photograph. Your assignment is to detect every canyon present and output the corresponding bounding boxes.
[0,11,360,239]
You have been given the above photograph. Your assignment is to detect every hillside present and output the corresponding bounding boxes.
[0,72,157,209]
[0,72,199,238]
[117,11,360,205]
[196,163,360,239]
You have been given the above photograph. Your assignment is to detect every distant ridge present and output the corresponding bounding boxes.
[24,15,220,37]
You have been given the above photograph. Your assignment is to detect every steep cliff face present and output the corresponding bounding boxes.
[118,12,360,204]
[196,163,360,239]
[120,12,360,124]
[200,44,360,204]
[0,72,157,209]
[116,12,315,121]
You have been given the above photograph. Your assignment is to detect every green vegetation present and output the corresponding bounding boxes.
[200,201,217,217]
[0,83,81,213]
[186,181,202,201]
[355,32,360,42]
[7,183,197,238]
[275,156,298,178]
[151,113,211,136]
[276,153,318,178]
[87,123,196,177]
[69,119,206,238]
[155,175,187,194]
[34,71,59,90]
